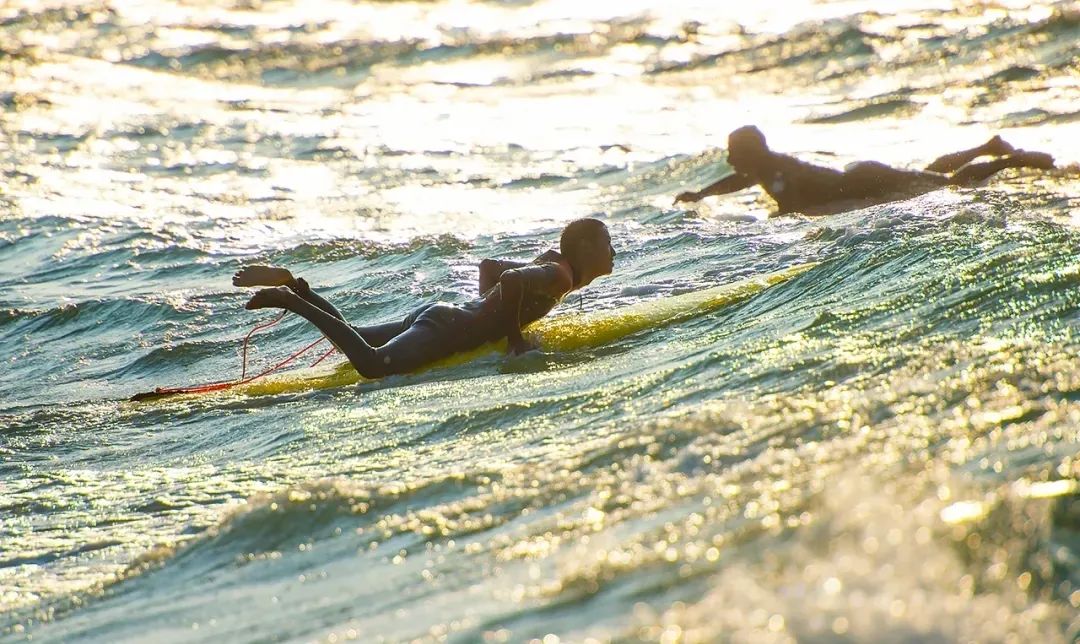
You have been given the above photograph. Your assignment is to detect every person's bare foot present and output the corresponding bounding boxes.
[233,265,295,288]
[1012,150,1055,169]
[983,135,1016,157]
[245,286,294,310]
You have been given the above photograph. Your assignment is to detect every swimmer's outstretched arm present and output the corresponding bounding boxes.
[498,264,568,355]
[233,265,345,321]
[674,173,756,203]
[478,258,527,294]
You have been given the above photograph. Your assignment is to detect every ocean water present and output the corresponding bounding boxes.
[2,0,1079,641]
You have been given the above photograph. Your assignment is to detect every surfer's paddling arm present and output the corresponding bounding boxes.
[498,263,571,355]
[675,173,755,203]
[478,259,527,294]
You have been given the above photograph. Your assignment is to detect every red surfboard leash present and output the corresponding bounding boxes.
[130,312,336,401]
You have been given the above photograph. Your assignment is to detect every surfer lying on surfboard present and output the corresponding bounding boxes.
[234,218,615,379]
[674,125,1055,215]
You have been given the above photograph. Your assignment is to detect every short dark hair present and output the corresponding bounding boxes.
[560,218,608,261]
[729,125,767,151]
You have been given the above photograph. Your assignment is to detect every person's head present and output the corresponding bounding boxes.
[560,218,614,288]
[727,125,770,173]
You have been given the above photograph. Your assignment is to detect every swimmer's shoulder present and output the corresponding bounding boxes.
[773,152,841,178]
[529,251,575,294]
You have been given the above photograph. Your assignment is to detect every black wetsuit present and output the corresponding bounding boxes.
[748,154,948,214]
[306,262,564,378]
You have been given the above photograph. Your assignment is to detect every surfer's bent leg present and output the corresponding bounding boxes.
[366,318,456,375]
[247,287,396,378]
[925,136,1015,173]
[288,279,430,350]
[361,303,477,374]
[839,161,947,200]
[947,152,1054,186]
[289,278,347,321]
[350,320,406,347]
[288,279,410,347]
[246,289,460,378]
[233,266,346,320]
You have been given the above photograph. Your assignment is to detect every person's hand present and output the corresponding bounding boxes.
[232,265,294,288]
[508,337,539,356]
[674,191,700,204]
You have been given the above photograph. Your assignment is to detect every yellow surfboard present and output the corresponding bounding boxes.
[229,262,815,398]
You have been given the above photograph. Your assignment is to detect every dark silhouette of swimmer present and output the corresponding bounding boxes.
[234,218,615,379]
[675,126,1055,215]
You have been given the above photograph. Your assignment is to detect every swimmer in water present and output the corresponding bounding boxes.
[674,126,1056,215]
[233,218,615,379]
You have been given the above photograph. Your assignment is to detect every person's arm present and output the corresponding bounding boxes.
[675,173,756,203]
[478,258,528,294]
[497,264,567,355]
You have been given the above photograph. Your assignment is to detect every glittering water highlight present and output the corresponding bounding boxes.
[2,0,1079,642]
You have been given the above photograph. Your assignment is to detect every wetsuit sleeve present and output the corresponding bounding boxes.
[695,173,756,198]
[675,172,756,202]
[479,258,528,294]
[498,263,564,353]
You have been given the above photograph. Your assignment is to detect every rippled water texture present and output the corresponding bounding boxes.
[2,0,1079,642]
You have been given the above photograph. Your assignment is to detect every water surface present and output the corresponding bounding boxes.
[2,0,1079,641]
